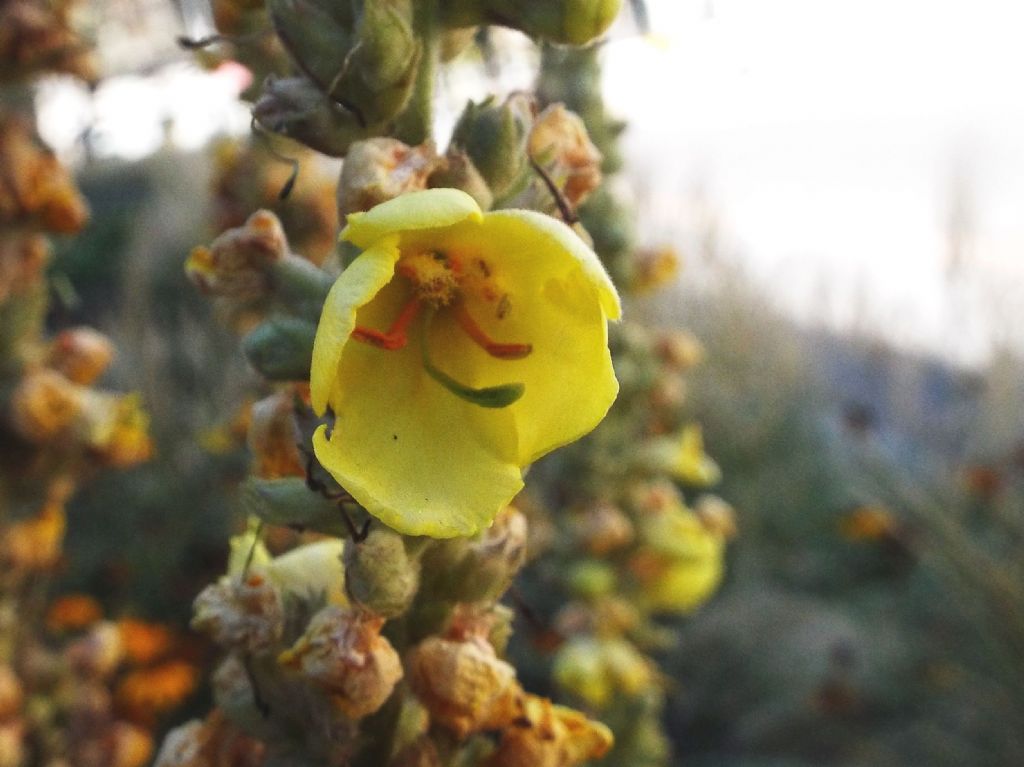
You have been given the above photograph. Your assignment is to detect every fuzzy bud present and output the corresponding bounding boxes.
[343,527,419,618]
[451,95,534,202]
[242,316,317,381]
[278,606,402,719]
[192,572,284,655]
[338,138,443,219]
[0,720,24,767]
[553,636,653,709]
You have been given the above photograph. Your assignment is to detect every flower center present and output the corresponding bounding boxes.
[350,250,532,408]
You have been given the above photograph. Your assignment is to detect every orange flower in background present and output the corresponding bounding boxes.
[117,619,174,666]
[46,594,103,632]
[116,661,198,719]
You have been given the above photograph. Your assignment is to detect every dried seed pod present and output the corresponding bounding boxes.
[192,573,284,656]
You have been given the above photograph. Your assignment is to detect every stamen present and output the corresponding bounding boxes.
[352,298,422,350]
[453,303,532,360]
[420,310,525,409]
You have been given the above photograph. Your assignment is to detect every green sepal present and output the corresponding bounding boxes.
[242,315,316,381]
[239,476,351,537]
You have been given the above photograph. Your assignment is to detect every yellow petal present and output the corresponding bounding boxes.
[340,188,483,250]
[310,237,401,415]
[313,283,523,537]
[485,209,621,320]
[432,211,619,464]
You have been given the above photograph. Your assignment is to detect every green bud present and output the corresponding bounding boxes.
[450,95,534,203]
[567,559,617,599]
[343,527,420,617]
[439,26,479,62]
[269,255,334,322]
[242,315,316,381]
[254,76,376,158]
[428,148,493,211]
[240,477,351,538]
[441,0,621,45]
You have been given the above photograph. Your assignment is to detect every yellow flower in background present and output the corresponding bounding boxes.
[310,189,620,538]
[670,423,721,487]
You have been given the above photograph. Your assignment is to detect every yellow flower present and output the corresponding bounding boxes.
[669,423,721,487]
[311,189,620,537]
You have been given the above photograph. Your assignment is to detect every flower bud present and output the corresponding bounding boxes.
[487,694,613,767]
[567,560,616,600]
[451,95,534,202]
[0,234,49,301]
[192,572,284,655]
[0,0,97,82]
[528,104,602,207]
[279,606,402,719]
[68,622,124,679]
[242,316,317,381]
[553,636,652,709]
[268,0,419,125]
[0,665,22,720]
[0,116,89,233]
[0,719,24,767]
[109,722,154,767]
[46,594,103,632]
[8,369,83,444]
[407,631,518,737]
[1,496,65,572]
[185,210,287,301]
[694,494,738,540]
[247,391,304,478]
[45,327,115,385]
[630,245,681,294]
[427,148,493,211]
[443,0,621,45]
[655,328,705,371]
[642,424,720,487]
[389,736,441,767]
[254,76,375,158]
[343,527,420,618]
[337,138,442,220]
[570,502,633,555]
[77,391,153,467]
[153,711,264,767]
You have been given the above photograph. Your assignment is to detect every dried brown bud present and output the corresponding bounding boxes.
[655,329,705,371]
[0,719,25,767]
[192,573,283,655]
[0,234,49,301]
[338,139,443,220]
[109,722,154,767]
[486,695,613,767]
[247,390,304,479]
[45,327,115,385]
[185,210,287,301]
[570,502,633,555]
[528,104,603,207]
[407,631,519,737]
[1,496,65,571]
[154,710,265,767]
[0,665,23,720]
[694,494,738,540]
[0,0,97,82]
[8,369,83,444]
[0,117,88,233]
[279,606,402,720]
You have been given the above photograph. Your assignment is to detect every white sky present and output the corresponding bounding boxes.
[35,0,1024,365]
[606,0,1024,365]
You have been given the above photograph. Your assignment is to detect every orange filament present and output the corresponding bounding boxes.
[453,303,532,360]
[353,298,422,350]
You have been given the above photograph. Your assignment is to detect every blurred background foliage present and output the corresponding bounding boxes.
[24,0,1024,764]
